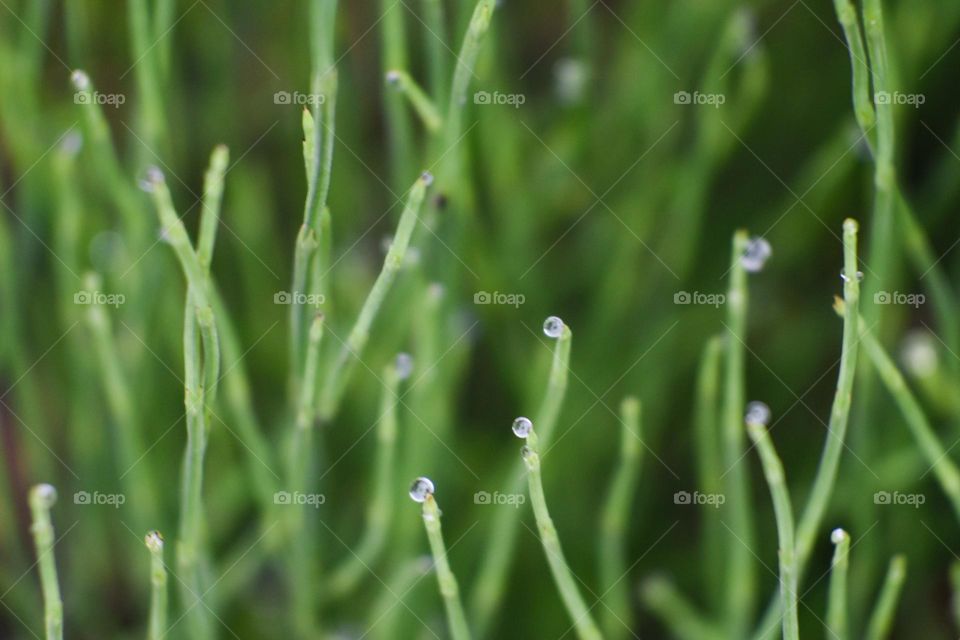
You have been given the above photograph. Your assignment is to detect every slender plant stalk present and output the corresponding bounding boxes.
[640,576,723,640]
[127,0,167,160]
[470,321,572,633]
[422,0,449,100]
[520,427,602,640]
[327,358,403,597]
[598,396,642,639]
[291,71,337,392]
[694,335,724,610]
[146,168,219,640]
[287,313,325,637]
[387,70,443,133]
[857,317,960,520]
[826,529,850,640]
[723,230,755,637]
[145,531,168,640]
[831,0,876,141]
[793,219,860,564]
[438,0,495,199]
[420,492,472,640]
[82,271,158,529]
[198,145,229,273]
[317,172,432,420]
[746,420,799,640]
[864,555,907,640]
[29,484,62,640]
[752,219,862,640]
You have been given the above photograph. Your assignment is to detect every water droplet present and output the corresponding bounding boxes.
[744,401,771,426]
[385,70,401,85]
[543,316,564,338]
[901,330,938,377]
[139,166,164,192]
[61,131,83,156]
[409,477,435,503]
[840,270,864,282]
[70,69,90,91]
[396,353,414,380]
[830,528,847,544]
[145,530,164,552]
[421,171,434,186]
[31,484,57,507]
[512,416,532,438]
[741,237,772,273]
[520,445,533,460]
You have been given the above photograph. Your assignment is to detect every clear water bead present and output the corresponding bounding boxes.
[396,353,414,380]
[145,530,164,552]
[741,237,772,273]
[70,69,90,91]
[840,270,864,282]
[902,331,938,377]
[543,316,564,338]
[830,528,847,544]
[409,477,435,503]
[385,70,401,85]
[744,401,771,426]
[32,483,57,506]
[421,171,434,186]
[512,416,533,438]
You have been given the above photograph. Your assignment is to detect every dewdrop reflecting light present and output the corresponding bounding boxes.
[543,316,564,338]
[840,270,864,282]
[395,353,414,380]
[744,401,771,426]
[830,528,847,544]
[512,416,532,438]
[741,236,772,273]
[409,477,435,503]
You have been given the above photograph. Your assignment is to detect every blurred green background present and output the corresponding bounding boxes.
[2,0,960,638]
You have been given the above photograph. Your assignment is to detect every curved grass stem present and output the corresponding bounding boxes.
[317,172,431,420]
[864,555,907,640]
[421,493,472,640]
[470,321,572,633]
[746,420,799,640]
[522,428,602,640]
[752,219,862,640]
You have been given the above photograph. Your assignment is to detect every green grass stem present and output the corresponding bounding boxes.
[419,489,472,640]
[598,396,642,639]
[521,427,602,640]
[317,172,431,421]
[29,484,62,640]
[746,419,799,640]
[145,531,168,640]
[826,528,850,640]
[864,555,907,640]
[470,320,572,634]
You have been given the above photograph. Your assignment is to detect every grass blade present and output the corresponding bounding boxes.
[470,317,572,634]
[746,414,799,640]
[826,528,850,640]
[411,479,472,640]
[597,396,642,639]
[864,555,907,640]
[145,531,168,640]
[317,172,432,421]
[29,484,63,640]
